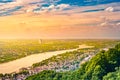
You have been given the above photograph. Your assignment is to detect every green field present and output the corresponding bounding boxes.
[0,39,119,63]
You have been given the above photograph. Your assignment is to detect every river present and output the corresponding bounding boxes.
[0,44,94,73]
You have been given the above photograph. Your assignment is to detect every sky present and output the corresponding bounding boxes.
[0,0,120,39]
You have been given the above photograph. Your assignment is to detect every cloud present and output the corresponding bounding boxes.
[0,0,67,15]
[99,16,120,33]
[33,4,70,13]
[0,5,120,39]
[116,23,120,26]
[56,4,70,10]
[0,0,120,39]
[0,0,120,16]
[105,6,114,12]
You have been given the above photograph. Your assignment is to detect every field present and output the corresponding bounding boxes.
[0,39,78,63]
[0,39,119,64]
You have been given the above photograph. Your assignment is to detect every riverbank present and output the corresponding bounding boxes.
[0,44,94,73]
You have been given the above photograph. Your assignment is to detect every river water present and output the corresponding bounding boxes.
[0,44,94,73]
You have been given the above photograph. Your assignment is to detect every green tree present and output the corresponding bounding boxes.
[92,65,106,80]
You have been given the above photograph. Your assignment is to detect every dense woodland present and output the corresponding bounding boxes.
[26,43,120,80]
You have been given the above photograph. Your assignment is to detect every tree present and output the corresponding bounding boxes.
[92,65,106,80]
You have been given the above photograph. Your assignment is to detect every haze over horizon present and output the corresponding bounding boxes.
[0,0,120,39]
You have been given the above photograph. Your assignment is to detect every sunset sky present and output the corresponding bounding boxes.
[0,0,120,39]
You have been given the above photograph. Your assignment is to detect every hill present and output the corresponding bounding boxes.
[26,43,120,80]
